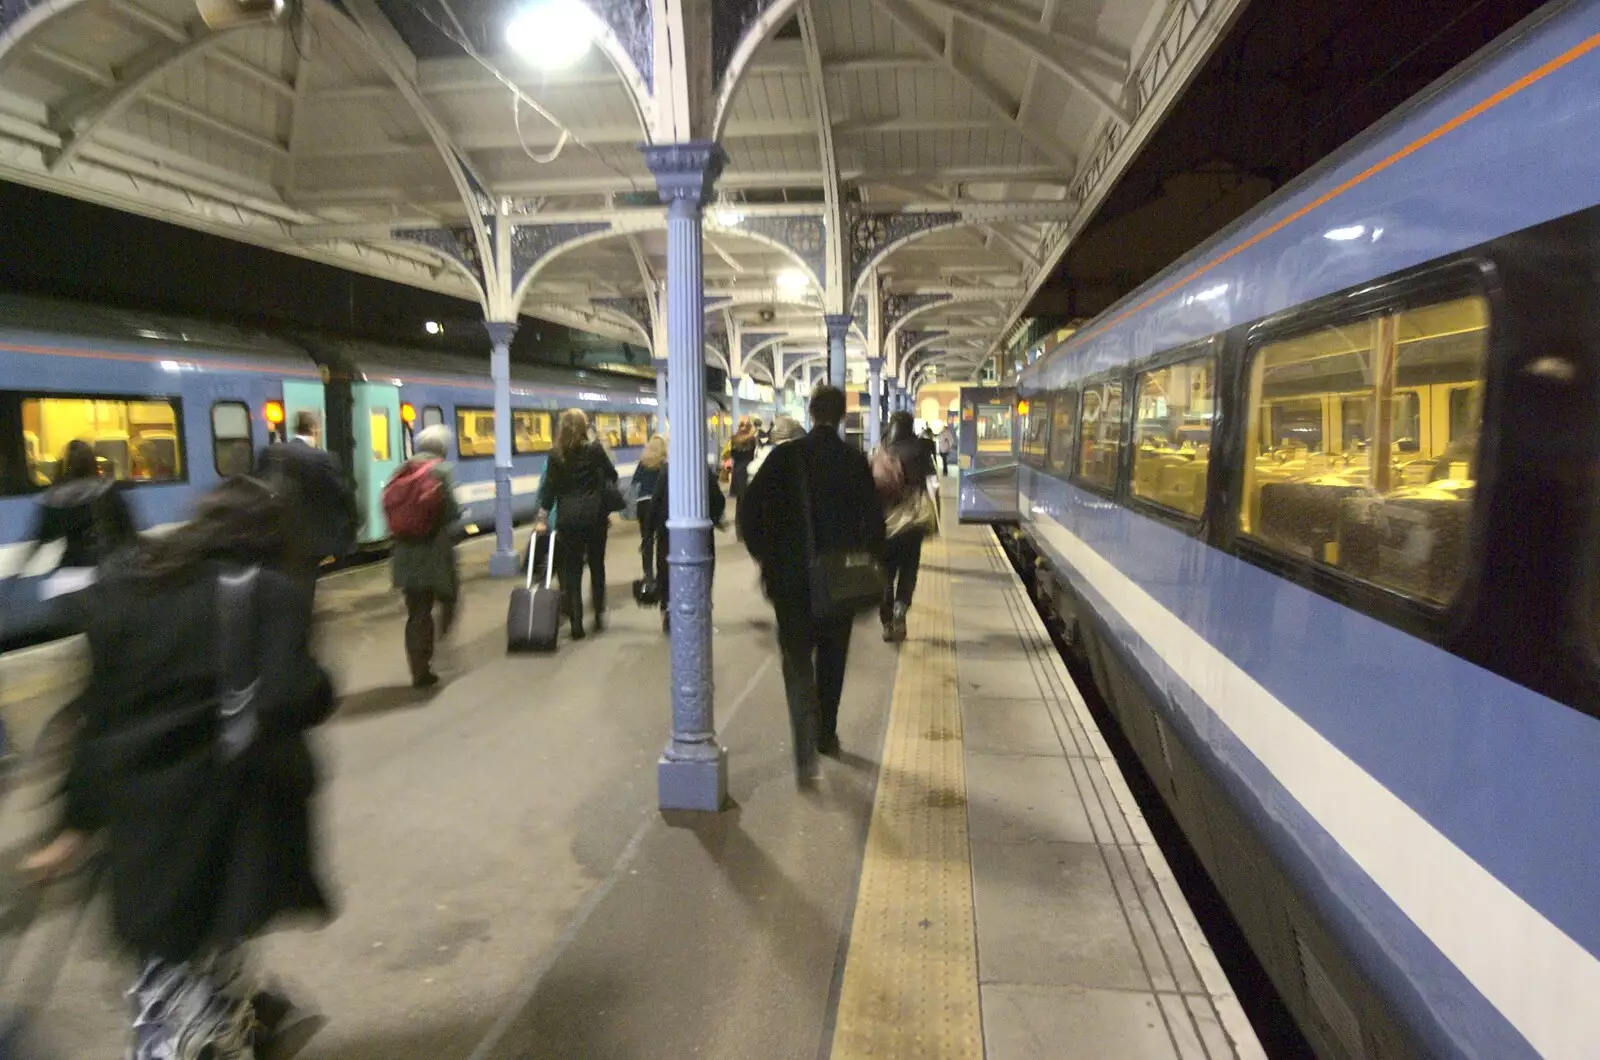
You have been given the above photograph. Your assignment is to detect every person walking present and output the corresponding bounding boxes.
[878,412,939,642]
[16,440,139,624]
[633,436,667,591]
[24,476,336,1060]
[536,409,619,640]
[740,386,885,780]
[937,424,955,476]
[388,425,461,689]
[255,410,357,588]
[649,452,725,634]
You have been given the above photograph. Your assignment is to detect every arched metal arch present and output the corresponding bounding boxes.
[885,292,1016,357]
[709,0,806,142]
[782,352,827,385]
[849,216,984,306]
[380,238,491,317]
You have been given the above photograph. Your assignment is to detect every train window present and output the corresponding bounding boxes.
[1047,390,1077,474]
[974,404,1012,453]
[421,406,444,430]
[1020,398,1050,469]
[594,413,623,449]
[456,407,494,458]
[1240,293,1488,604]
[1075,379,1125,490]
[622,415,650,446]
[369,408,392,463]
[21,395,183,484]
[210,402,253,477]
[512,410,552,455]
[1132,357,1216,518]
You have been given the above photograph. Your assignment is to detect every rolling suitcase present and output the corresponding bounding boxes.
[508,523,561,652]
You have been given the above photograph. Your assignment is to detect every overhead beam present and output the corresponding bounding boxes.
[922,0,1129,82]
[867,0,1079,174]
[299,118,813,157]
[834,116,995,136]
[797,2,844,317]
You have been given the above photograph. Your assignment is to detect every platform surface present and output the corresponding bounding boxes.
[0,491,1264,1059]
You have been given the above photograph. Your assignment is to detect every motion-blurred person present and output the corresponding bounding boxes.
[633,436,667,591]
[256,410,356,587]
[937,425,955,476]
[536,409,619,639]
[24,476,335,1060]
[746,415,804,481]
[16,439,137,627]
[878,412,939,642]
[650,451,725,634]
[740,386,885,779]
[729,419,758,499]
[387,425,461,688]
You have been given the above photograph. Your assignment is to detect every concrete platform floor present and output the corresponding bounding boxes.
[0,520,900,1059]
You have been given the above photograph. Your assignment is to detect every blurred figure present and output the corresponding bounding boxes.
[729,419,758,500]
[17,439,137,626]
[747,415,803,481]
[389,425,461,688]
[879,412,939,642]
[650,451,725,634]
[633,436,667,590]
[25,477,335,1060]
[740,387,884,779]
[937,425,955,476]
[256,410,357,587]
[537,409,619,639]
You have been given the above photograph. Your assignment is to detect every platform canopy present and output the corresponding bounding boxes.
[0,0,1245,386]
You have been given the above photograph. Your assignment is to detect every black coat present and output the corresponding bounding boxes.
[63,561,335,961]
[256,440,356,566]
[739,428,886,605]
[886,437,938,496]
[28,478,137,569]
[648,462,726,534]
[536,442,618,526]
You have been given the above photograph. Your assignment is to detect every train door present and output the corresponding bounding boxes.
[280,380,327,447]
[351,382,401,542]
[958,385,1021,523]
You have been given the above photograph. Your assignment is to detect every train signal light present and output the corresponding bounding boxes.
[401,402,417,426]
[1017,399,1030,416]
[264,400,285,426]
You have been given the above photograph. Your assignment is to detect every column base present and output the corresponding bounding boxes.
[658,745,729,812]
[488,549,521,578]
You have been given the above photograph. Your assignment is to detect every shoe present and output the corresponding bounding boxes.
[412,671,440,690]
[661,611,671,634]
[571,623,586,641]
[795,750,821,786]
[816,734,842,758]
[881,619,895,642]
[891,603,909,643]
[253,990,326,1060]
[593,610,606,633]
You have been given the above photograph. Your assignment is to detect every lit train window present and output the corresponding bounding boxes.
[594,413,623,449]
[622,415,650,446]
[456,407,494,458]
[1076,379,1125,491]
[1240,293,1488,604]
[211,401,253,477]
[512,410,552,455]
[1132,357,1216,518]
[369,409,391,463]
[421,406,444,430]
[1020,397,1051,469]
[22,395,183,484]
[1047,390,1077,474]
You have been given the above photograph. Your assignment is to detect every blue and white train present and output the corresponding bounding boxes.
[1002,2,1600,1057]
[0,294,725,641]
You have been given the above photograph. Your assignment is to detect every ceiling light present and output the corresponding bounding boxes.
[775,268,809,292]
[713,206,745,227]
[506,0,597,70]
[425,320,443,335]
[1324,225,1366,241]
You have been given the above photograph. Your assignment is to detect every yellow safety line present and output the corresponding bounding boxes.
[831,530,984,1059]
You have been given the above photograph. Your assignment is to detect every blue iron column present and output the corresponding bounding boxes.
[824,314,850,390]
[653,356,669,433]
[866,357,883,449]
[487,321,519,577]
[644,142,727,812]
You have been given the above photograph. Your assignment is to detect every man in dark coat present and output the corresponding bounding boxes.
[256,410,357,581]
[739,386,885,780]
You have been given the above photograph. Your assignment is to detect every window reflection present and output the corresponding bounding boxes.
[1076,380,1124,490]
[1133,357,1215,517]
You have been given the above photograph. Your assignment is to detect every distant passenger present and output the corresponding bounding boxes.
[388,425,461,689]
[24,476,335,1060]
[537,409,620,640]
[937,426,955,476]
[17,439,138,622]
[879,412,939,642]
[740,386,885,781]
[650,448,726,634]
[633,436,667,593]
[747,415,803,480]
[255,410,357,584]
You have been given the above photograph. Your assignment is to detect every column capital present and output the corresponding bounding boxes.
[485,320,517,345]
[865,356,883,369]
[642,141,726,206]
[823,313,854,337]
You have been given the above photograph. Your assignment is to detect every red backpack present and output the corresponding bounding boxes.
[383,459,444,540]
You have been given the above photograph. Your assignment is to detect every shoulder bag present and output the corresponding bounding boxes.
[799,449,886,622]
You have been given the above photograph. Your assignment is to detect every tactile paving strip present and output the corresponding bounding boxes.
[830,529,985,1060]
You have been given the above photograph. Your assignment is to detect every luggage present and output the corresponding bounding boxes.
[508,523,562,652]
[383,459,444,540]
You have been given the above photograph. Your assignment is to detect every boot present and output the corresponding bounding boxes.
[880,589,896,640]
[408,654,438,689]
[570,598,586,641]
[592,587,606,632]
[890,602,909,643]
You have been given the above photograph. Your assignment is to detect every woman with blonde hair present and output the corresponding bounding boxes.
[633,434,667,591]
[536,409,619,638]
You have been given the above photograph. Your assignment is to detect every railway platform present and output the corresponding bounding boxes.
[0,502,1262,1060]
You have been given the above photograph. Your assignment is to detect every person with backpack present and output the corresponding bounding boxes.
[386,425,461,689]
[535,409,620,640]
[876,412,940,642]
[255,410,357,589]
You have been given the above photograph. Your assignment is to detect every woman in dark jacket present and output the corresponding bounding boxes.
[536,409,619,639]
[18,440,138,626]
[880,412,939,642]
[26,475,335,1060]
[633,436,667,589]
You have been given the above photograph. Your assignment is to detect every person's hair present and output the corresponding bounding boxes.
[293,409,319,438]
[885,411,917,445]
[770,416,804,443]
[415,424,452,458]
[555,408,590,460]
[808,385,846,428]
[640,435,668,470]
[61,439,98,482]
[129,476,286,579]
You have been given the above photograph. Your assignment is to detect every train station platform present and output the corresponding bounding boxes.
[0,496,1263,1060]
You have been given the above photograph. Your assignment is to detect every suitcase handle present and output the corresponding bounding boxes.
[528,503,558,591]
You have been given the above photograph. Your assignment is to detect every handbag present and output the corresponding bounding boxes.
[602,481,627,515]
[799,451,886,622]
[885,488,939,539]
